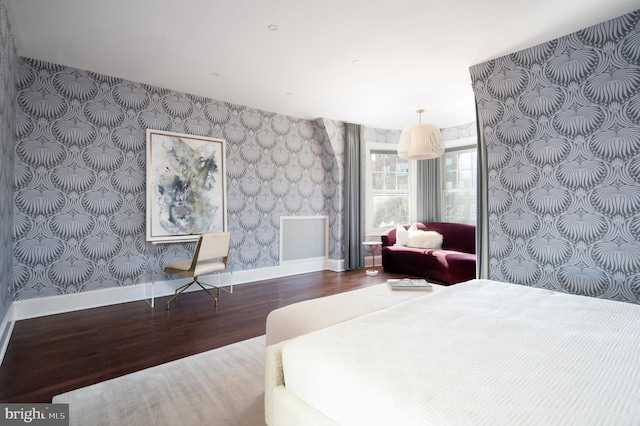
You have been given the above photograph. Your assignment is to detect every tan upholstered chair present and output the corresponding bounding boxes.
[163,232,231,310]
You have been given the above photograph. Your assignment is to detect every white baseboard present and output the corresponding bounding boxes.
[0,302,15,366]
[11,258,344,321]
[1,258,344,366]
[325,258,344,272]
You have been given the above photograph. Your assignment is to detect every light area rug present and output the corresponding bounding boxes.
[53,335,266,426]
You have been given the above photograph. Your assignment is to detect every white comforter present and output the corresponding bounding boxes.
[280,279,640,425]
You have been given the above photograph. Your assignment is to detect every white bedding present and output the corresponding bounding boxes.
[266,282,438,346]
[280,279,640,425]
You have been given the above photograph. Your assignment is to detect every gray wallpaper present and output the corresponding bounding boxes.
[13,58,349,299]
[6,13,472,303]
[440,122,476,142]
[470,9,640,303]
[12,55,403,300]
[0,0,16,320]
[362,126,403,144]
[316,118,345,258]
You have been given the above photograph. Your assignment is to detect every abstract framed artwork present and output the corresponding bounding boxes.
[146,130,227,243]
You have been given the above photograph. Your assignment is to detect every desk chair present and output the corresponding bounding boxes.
[163,232,231,310]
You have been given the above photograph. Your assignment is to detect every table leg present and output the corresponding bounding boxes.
[365,244,379,276]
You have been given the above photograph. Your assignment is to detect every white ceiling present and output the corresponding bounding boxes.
[5,0,639,130]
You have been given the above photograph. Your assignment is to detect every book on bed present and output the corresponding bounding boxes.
[387,278,432,291]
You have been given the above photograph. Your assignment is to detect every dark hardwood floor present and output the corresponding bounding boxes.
[0,269,409,403]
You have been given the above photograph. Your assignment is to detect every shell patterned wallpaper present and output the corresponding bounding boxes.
[470,10,640,303]
[0,0,15,317]
[13,58,354,300]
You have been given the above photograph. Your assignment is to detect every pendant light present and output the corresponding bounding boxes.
[397,109,444,160]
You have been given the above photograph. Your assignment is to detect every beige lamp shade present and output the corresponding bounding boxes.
[398,110,444,160]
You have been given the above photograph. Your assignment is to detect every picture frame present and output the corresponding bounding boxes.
[146,129,227,243]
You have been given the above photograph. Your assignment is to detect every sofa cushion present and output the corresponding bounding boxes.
[407,230,443,249]
[394,223,417,246]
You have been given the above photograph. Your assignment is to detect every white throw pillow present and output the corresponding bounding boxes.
[394,223,417,246]
[407,230,443,249]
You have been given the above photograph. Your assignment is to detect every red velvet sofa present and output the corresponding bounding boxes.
[380,221,476,285]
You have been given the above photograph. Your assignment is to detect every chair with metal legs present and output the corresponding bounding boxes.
[163,232,231,310]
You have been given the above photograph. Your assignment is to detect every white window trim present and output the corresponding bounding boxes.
[365,142,417,237]
[440,144,478,225]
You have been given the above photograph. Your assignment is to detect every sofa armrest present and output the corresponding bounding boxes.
[380,226,396,246]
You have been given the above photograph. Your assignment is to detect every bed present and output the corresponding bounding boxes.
[265,282,435,346]
[265,279,640,425]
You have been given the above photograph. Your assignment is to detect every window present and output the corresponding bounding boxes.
[365,143,415,235]
[365,141,476,234]
[441,147,477,224]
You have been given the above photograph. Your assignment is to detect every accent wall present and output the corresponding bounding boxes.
[12,55,407,300]
[13,58,335,298]
[470,9,640,303]
[0,0,16,322]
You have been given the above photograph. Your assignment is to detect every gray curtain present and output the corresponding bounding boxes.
[475,106,489,279]
[343,123,364,270]
[416,159,441,222]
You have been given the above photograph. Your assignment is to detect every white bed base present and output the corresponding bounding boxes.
[266,342,337,425]
[265,279,640,426]
[264,282,437,425]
